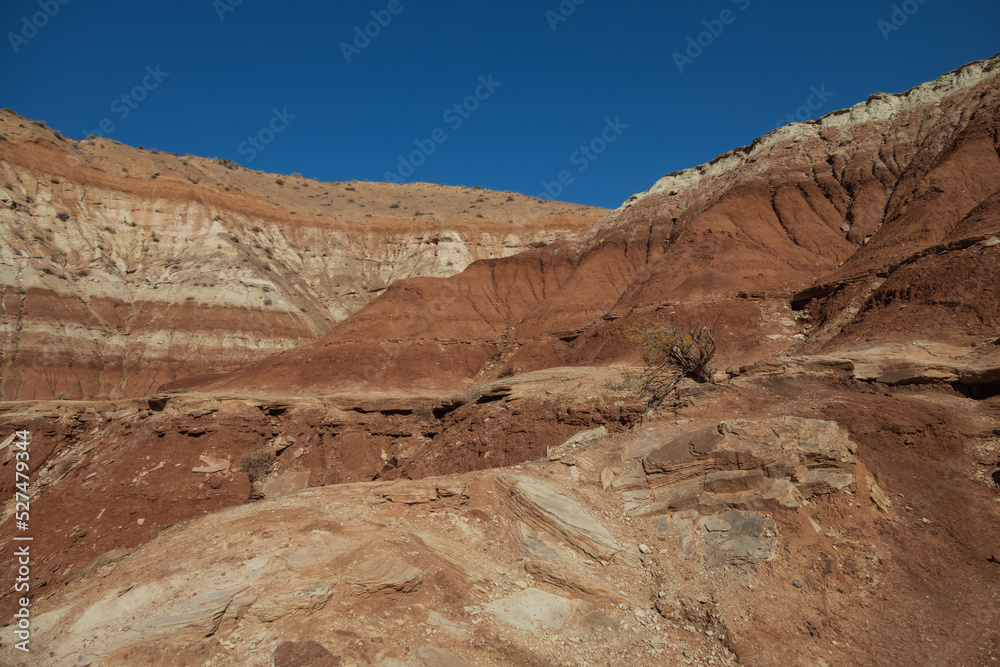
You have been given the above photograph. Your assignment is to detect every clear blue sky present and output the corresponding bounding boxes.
[2,0,997,207]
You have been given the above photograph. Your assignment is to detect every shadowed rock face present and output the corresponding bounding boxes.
[195,55,1000,398]
[0,113,604,400]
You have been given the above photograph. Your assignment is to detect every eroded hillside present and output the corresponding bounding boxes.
[0,56,999,667]
[0,115,604,400]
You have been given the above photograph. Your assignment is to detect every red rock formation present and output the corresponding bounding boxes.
[199,55,1000,397]
[0,112,604,400]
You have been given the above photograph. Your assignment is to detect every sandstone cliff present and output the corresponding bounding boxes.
[0,114,604,400]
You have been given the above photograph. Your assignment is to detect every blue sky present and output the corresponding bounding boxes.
[2,0,998,207]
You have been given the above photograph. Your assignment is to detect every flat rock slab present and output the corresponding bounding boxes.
[518,522,561,560]
[699,511,777,566]
[192,455,230,473]
[375,480,469,505]
[261,470,311,498]
[485,588,578,633]
[426,611,472,640]
[561,426,607,448]
[497,474,620,560]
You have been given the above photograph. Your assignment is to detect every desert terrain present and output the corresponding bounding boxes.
[0,54,998,666]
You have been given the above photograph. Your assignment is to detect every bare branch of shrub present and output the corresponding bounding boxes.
[617,317,717,410]
[239,446,274,484]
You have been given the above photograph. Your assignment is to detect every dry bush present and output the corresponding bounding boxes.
[450,383,483,407]
[496,362,516,379]
[618,317,717,410]
[239,447,274,483]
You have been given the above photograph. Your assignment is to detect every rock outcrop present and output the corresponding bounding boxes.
[0,417,865,666]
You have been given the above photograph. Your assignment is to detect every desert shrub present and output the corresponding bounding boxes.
[239,447,274,483]
[53,392,70,400]
[275,178,284,186]
[450,383,483,407]
[618,317,717,409]
[496,362,516,379]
